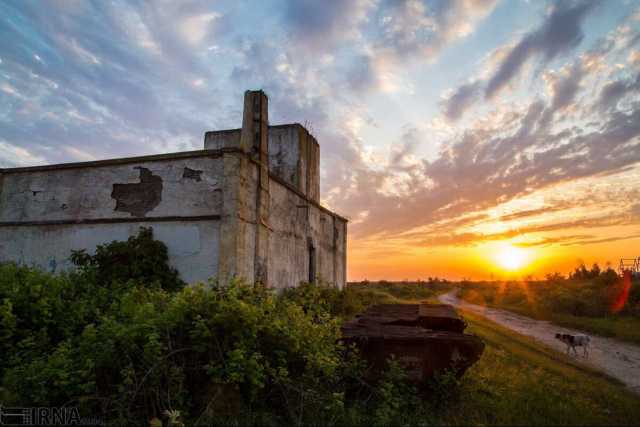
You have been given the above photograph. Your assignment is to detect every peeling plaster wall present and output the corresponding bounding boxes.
[0,130,345,289]
[267,177,346,289]
[0,157,223,222]
[0,155,225,284]
[0,221,220,285]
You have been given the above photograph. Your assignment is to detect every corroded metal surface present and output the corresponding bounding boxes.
[342,303,484,383]
[357,303,467,333]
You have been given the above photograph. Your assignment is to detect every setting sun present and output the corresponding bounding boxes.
[496,245,528,271]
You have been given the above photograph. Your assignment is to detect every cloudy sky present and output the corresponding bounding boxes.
[1,0,639,280]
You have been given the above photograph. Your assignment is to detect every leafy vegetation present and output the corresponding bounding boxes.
[0,229,446,425]
[435,310,640,425]
[70,226,184,291]
[2,231,639,425]
[458,264,640,344]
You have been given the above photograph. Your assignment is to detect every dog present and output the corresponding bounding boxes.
[555,333,590,357]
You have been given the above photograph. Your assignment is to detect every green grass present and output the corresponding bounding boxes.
[437,310,640,425]
[489,302,640,345]
[458,279,640,345]
[349,283,640,425]
[348,281,453,305]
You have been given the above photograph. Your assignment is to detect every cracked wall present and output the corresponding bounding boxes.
[267,175,346,289]
[0,155,226,283]
[0,157,223,222]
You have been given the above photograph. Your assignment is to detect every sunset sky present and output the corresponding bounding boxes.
[1,0,639,280]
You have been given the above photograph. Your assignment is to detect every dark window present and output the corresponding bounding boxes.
[309,243,316,284]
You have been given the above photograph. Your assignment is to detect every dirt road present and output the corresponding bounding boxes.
[439,289,640,393]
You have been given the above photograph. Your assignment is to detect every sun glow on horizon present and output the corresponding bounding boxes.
[495,244,529,271]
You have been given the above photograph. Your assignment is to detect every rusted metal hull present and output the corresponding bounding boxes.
[358,303,468,333]
[341,303,484,383]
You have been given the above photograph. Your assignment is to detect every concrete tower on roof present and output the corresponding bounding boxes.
[0,90,347,288]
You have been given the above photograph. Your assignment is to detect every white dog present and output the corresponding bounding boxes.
[555,333,590,357]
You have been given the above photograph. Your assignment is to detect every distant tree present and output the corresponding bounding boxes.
[591,263,601,278]
[545,272,565,283]
[569,262,617,283]
[570,263,591,281]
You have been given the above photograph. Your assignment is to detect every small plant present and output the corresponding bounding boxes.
[372,358,421,426]
[426,368,462,409]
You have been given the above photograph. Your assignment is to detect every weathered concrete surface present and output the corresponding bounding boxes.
[268,176,346,289]
[0,157,223,222]
[306,133,320,202]
[204,129,240,150]
[206,124,320,202]
[217,152,257,284]
[268,125,300,188]
[1,90,347,289]
[241,90,270,286]
[0,220,220,285]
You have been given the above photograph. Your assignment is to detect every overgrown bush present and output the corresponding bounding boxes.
[70,226,184,292]
[1,228,439,426]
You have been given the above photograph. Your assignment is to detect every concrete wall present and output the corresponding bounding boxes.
[205,124,320,203]
[0,149,345,289]
[268,125,301,189]
[267,175,346,289]
[0,156,223,222]
[204,129,240,150]
[0,153,226,284]
[1,91,346,289]
[0,221,220,285]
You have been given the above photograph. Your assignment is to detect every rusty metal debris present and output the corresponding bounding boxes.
[341,303,484,383]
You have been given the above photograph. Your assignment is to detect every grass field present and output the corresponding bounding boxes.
[457,278,640,345]
[438,310,640,425]
[348,283,640,425]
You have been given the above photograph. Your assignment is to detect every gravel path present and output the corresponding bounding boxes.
[439,289,640,393]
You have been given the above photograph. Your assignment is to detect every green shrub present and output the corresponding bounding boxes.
[70,226,184,292]
[0,230,439,425]
[0,272,349,424]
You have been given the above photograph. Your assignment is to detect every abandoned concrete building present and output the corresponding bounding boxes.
[0,91,347,288]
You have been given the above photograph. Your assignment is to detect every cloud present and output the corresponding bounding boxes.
[597,73,640,112]
[333,79,640,240]
[0,140,46,167]
[2,0,639,265]
[545,63,585,112]
[414,212,639,247]
[0,1,228,165]
[497,206,567,222]
[485,0,598,99]
[441,80,482,121]
[346,0,498,92]
[178,12,221,45]
[560,233,640,246]
[375,0,498,61]
[281,0,374,50]
[514,235,594,247]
